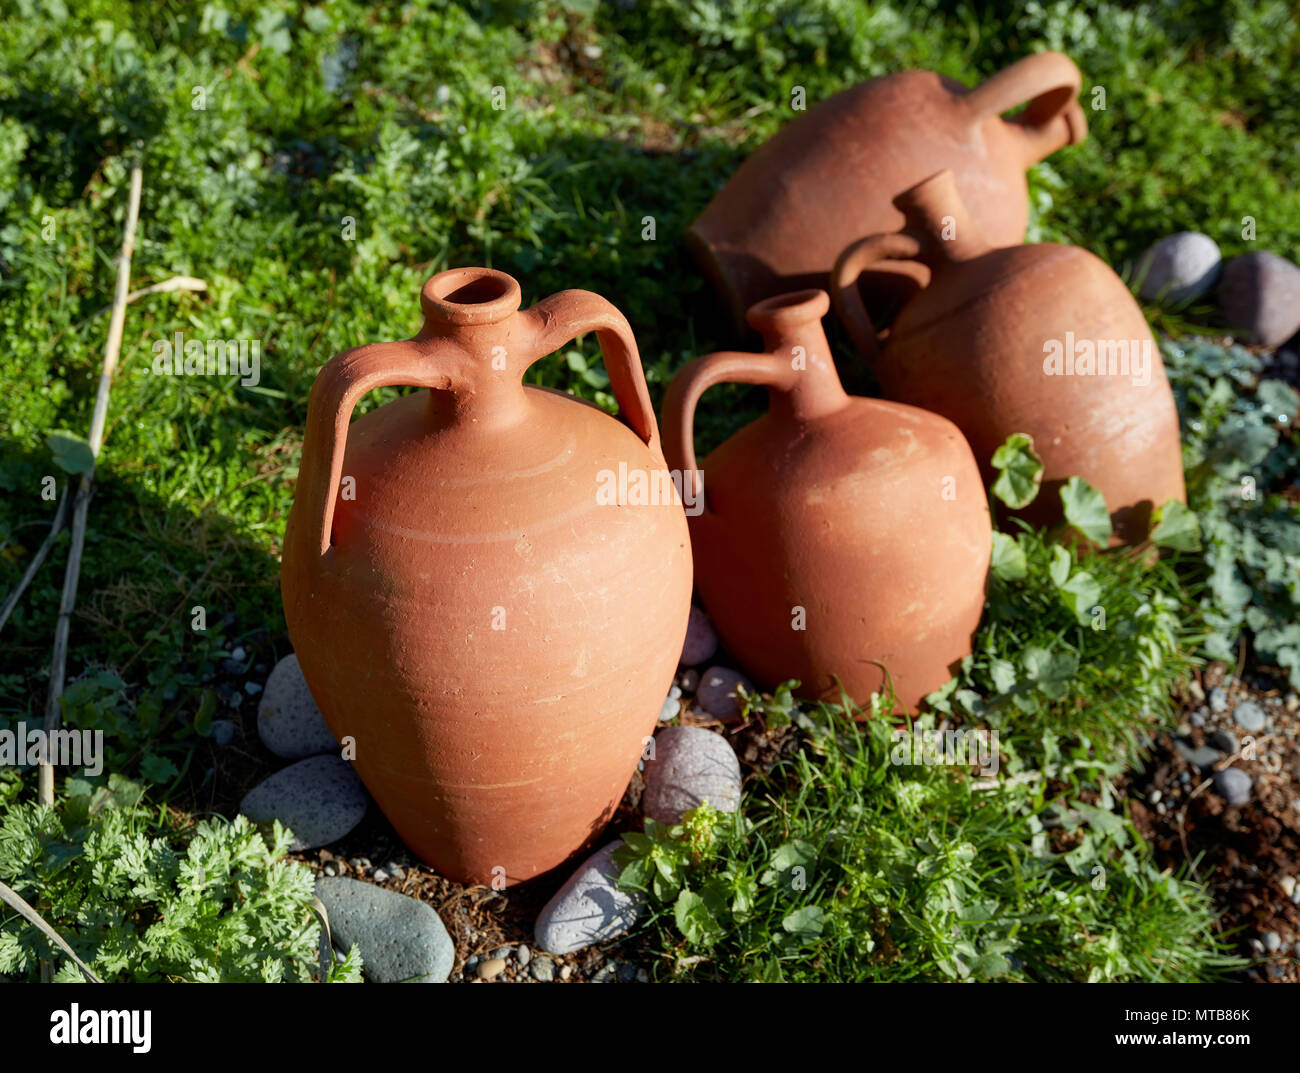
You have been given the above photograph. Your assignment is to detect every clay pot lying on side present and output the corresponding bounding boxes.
[281,267,692,886]
[661,290,991,714]
[688,51,1087,336]
[830,170,1186,545]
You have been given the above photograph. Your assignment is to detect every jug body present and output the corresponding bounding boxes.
[663,291,991,713]
[832,171,1186,545]
[281,268,693,885]
[688,54,1087,335]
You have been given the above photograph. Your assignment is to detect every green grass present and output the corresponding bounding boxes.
[0,1,1297,982]
[618,698,1238,982]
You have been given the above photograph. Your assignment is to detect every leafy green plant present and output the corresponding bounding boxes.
[0,774,360,982]
[1161,339,1300,684]
[933,434,1197,761]
[618,699,1234,982]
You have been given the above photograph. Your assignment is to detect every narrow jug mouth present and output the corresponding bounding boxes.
[421,267,522,325]
[745,288,830,334]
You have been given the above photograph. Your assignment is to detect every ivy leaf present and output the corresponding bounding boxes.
[675,889,724,946]
[989,658,1017,693]
[1060,476,1112,545]
[1150,500,1201,552]
[46,430,94,474]
[990,433,1043,509]
[990,531,1027,581]
[781,905,824,941]
[1059,571,1101,625]
[1021,646,1078,699]
[139,753,179,784]
[1256,379,1299,422]
[1049,544,1072,588]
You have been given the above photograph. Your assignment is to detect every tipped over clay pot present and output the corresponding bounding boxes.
[662,290,991,713]
[688,52,1088,335]
[830,170,1186,544]
[281,267,692,886]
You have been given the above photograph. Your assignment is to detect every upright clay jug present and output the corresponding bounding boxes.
[688,52,1087,335]
[830,170,1186,544]
[281,268,692,886]
[662,290,991,713]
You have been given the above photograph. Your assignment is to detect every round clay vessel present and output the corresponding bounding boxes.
[661,290,991,713]
[830,170,1186,545]
[281,268,692,886]
[688,52,1087,335]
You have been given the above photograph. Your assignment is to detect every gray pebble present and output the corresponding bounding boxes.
[244,681,262,695]
[1188,710,1206,728]
[1135,232,1221,304]
[257,653,340,760]
[209,719,236,747]
[695,666,753,722]
[492,946,513,961]
[680,607,719,666]
[529,956,555,982]
[1233,700,1266,733]
[515,944,531,967]
[1173,739,1222,771]
[616,963,638,983]
[659,696,681,723]
[642,726,742,824]
[239,755,368,850]
[591,962,617,984]
[315,876,454,983]
[1209,687,1227,713]
[1212,767,1252,806]
[534,841,644,955]
[1263,931,1282,952]
[1207,729,1239,755]
[1216,251,1300,346]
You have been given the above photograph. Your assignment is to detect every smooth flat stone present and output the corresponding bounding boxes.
[258,653,339,760]
[534,841,644,956]
[695,666,753,722]
[679,607,719,666]
[239,755,368,850]
[642,726,742,824]
[1135,232,1221,304]
[315,876,453,983]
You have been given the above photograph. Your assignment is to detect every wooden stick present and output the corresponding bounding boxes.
[45,275,207,352]
[0,486,71,635]
[0,880,102,983]
[39,162,144,809]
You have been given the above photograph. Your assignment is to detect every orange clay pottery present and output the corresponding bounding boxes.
[830,170,1186,544]
[661,289,991,713]
[281,268,692,886]
[687,52,1087,336]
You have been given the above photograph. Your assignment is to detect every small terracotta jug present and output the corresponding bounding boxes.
[830,170,1186,544]
[281,268,692,886]
[662,290,991,713]
[688,52,1087,335]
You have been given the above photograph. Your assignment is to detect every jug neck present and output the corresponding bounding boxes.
[893,170,990,268]
[417,267,532,429]
[746,291,850,422]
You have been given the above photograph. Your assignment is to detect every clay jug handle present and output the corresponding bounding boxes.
[964,51,1087,164]
[661,350,797,509]
[298,338,471,557]
[829,231,924,359]
[523,290,661,458]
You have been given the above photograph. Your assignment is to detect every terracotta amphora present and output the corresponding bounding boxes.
[280,268,693,886]
[661,290,991,713]
[830,170,1186,544]
[688,52,1088,336]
